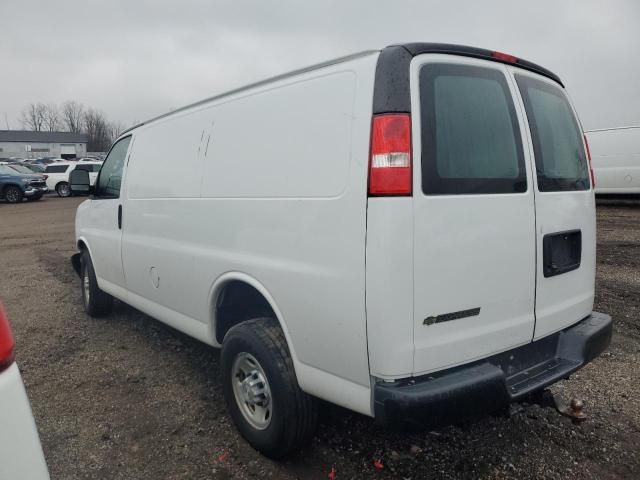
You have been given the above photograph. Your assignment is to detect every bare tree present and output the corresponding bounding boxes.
[18,100,125,151]
[108,121,125,142]
[61,100,85,133]
[43,103,60,131]
[20,103,47,131]
[84,108,112,151]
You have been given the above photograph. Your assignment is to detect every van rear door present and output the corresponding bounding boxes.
[410,56,537,376]
[512,71,595,339]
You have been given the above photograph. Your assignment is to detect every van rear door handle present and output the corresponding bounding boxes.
[118,205,122,230]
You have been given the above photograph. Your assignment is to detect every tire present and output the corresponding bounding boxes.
[80,251,113,317]
[4,186,23,203]
[26,194,43,201]
[221,317,318,458]
[56,182,71,197]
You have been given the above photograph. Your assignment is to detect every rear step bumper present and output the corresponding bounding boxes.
[373,312,612,429]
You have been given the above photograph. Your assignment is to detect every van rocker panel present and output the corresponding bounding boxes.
[373,312,612,428]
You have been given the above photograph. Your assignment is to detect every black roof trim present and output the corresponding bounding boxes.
[402,43,563,86]
[373,43,563,114]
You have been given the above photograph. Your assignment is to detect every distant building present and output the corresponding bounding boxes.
[0,130,89,159]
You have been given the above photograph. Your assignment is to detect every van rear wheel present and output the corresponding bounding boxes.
[221,318,318,458]
[80,251,113,317]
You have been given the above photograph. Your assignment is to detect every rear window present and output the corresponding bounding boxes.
[515,75,589,192]
[45,165,69,173]
[420,63,526,195]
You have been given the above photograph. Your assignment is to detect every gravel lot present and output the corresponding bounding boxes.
[1,195,638,479]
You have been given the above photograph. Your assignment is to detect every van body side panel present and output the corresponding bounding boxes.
[365,198,415,378]
[409,55,537,376]
[121,109,212,322]
[198,72,357,199]
[587,127,640,194]
[119,56,378,414]
[187,57,378,411]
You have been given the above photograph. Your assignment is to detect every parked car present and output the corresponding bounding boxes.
[44,162,101,197]
[21,163,47,173]
[0,303,50,479]
[70,43,611,458]
[7,163,47,179]
[586,126,640,194]
[0,165,48,203]
[30,157,59,165]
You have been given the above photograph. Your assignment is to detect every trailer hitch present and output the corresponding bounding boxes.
[529,389,587,423]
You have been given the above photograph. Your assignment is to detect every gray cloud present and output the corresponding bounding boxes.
[1,0,638,130]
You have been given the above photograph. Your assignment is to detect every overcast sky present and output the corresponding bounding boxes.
[1,0,638,131]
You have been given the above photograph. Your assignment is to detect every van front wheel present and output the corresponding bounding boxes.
[221,318,318,458]
[80,251,113,317]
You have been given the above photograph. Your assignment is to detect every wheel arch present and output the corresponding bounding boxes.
[76,236,96,264]
[208,272,300,365]
[2,182,23,196]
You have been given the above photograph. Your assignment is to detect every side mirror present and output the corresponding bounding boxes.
[69,169,91,195]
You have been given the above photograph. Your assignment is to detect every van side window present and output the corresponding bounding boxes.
[95,136,131,198]
[420,64,526,195]
[515,75,589,192]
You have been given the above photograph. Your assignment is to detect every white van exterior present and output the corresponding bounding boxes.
[586,126,640,194]
[71,43,611,457]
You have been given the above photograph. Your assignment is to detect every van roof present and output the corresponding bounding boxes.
[587,125,640,133]
[121,49,378,136]
[373,43,563,115]
[401,43,562,86]
[121,43,561,136]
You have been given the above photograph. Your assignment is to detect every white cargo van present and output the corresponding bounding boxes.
[70,43,612,458]
[586,126,640,194]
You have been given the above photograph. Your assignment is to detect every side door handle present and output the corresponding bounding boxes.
[118,204,122,230]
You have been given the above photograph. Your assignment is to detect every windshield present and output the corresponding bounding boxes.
[0,165,20,176]
[515,75,590,192]
[9,165,33,174]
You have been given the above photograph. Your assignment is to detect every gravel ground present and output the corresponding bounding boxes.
[0,195,638,479]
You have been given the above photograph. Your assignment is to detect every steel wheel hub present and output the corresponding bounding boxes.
[231,352,272,430]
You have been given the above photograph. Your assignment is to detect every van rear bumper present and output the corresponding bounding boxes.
[373,311,612,429]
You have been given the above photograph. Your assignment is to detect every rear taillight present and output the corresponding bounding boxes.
[584,134,595,189]
[0,304,15,373]
[368,114,412,196]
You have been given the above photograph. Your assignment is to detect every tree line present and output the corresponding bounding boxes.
[20,101,125,152]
